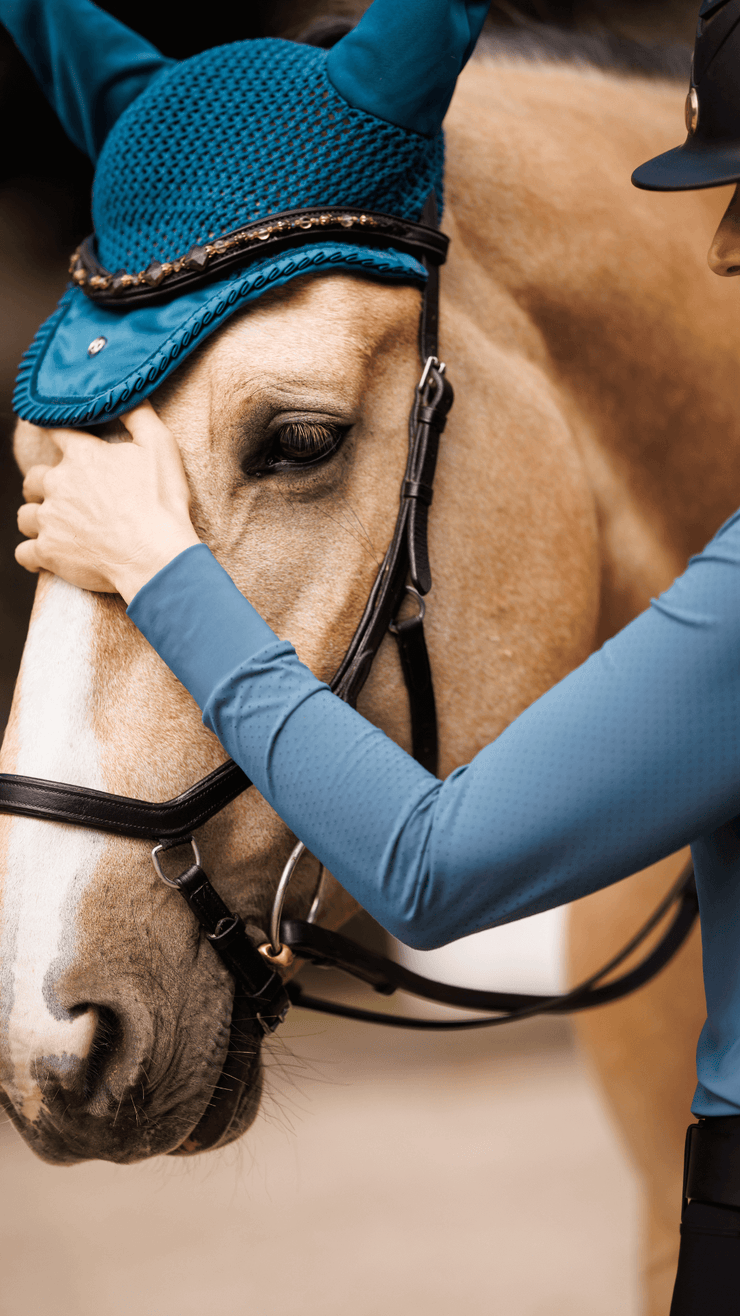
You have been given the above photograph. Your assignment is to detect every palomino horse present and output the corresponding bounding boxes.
[0,46,735,1311]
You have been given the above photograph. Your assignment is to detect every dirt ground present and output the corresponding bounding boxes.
[0,995,641,1316]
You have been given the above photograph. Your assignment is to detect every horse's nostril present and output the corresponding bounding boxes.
[31,1004,122,1108]
[81,1006,121,1102]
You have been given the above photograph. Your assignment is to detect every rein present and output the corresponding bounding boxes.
[0,199,699,1034]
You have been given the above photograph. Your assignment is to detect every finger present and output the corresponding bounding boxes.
[22,464,52,503]
[51,428,100,458]
[121,402,181,454]
[17,503,41,538]
[15,540,41,574]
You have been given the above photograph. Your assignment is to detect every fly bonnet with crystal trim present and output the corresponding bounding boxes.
[2,0,489,428]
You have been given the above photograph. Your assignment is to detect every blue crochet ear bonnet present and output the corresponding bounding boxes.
[3,0,489,428]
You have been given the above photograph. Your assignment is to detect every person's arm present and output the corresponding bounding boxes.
[128,511,740,949]
[0,0,173,159]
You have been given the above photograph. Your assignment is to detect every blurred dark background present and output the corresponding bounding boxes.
[0,1,697,731]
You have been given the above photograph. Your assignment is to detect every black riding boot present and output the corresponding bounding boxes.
[670,1116,740,1315]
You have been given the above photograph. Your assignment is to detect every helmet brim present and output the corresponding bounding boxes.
[632,139,740,191]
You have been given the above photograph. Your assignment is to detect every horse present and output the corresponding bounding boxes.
[0,37,736,1312]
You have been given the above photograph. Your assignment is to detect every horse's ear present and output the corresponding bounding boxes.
[2,0,174,160]
[326,0,489,137]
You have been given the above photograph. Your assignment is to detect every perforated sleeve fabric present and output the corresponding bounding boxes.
[129,517,740,1117]
[0,0,172,159]
[327,0,490,136]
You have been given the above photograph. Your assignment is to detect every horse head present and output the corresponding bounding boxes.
[0,212,604,1157]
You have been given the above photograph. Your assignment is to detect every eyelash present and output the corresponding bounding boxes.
[248,421,349,475]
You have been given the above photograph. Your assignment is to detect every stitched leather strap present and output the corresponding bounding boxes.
[329,193,450,773]
[418,194,441,360]
[172,862,289,1031]
[0,758,250,842]
[392,612,437,772]
[405,367,453,596]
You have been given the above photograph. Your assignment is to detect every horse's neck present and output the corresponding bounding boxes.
[446,58,740,639]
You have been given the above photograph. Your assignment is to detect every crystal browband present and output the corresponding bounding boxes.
[69,207,450,307]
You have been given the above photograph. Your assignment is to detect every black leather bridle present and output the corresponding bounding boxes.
[0,198,699,1037]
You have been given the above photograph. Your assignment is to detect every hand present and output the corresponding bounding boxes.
[15,402,201,604]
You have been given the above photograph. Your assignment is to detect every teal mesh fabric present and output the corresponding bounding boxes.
[93,39,444,274]
[11,33,443,427]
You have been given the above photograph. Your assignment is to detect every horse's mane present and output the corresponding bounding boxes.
[481,0,693,79]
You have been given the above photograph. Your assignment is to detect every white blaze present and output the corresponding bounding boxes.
[1,578,107,1121]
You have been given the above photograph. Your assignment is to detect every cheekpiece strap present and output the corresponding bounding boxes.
[70,207,450,307]
[171,861,289,1032]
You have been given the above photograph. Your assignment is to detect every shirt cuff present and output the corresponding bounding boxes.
[126,543,279,710]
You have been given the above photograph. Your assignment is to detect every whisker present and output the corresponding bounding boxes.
[112,1091,125,1128]
[316,499,383,560]
[333,491,382,560]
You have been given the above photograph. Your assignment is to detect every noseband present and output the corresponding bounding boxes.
[0,200,698,1038]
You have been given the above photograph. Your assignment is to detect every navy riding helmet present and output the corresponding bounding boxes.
[633,0,740,191]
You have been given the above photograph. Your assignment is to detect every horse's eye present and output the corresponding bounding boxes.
[250,421,348,474]
[278,421,342,462]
